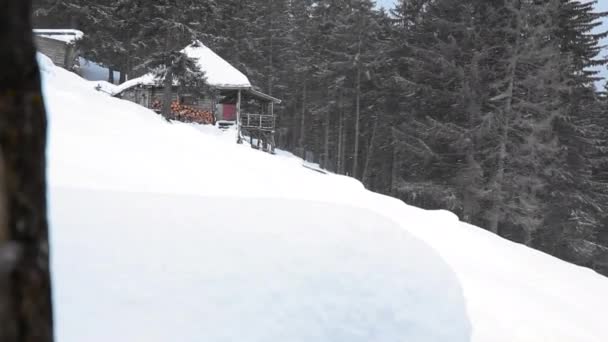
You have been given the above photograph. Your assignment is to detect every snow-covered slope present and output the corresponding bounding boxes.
[41,53,608,341]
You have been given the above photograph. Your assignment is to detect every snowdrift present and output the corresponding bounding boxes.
[40,53,608,341]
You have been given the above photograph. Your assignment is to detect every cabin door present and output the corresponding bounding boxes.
[223,104,236,121]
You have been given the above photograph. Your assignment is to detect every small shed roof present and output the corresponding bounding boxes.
[219,88,281,104]
[33,29,84,44]
[114,41,252,95]
[248,89,281,104]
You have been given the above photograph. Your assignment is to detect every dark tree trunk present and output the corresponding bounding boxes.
[352,62,361,179]
[119,69,127,84]
[108,67,115,84]
[162,67,174,118]
[0,1,54,342]
[118,55,128,84]
[298,81,307,153]
[337,90,345,175]
[362,116,378,187]
[323,107,330,170]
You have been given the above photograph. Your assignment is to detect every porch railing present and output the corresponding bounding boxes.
[241,113,275,131]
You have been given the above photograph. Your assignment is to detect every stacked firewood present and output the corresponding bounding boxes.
[151,100,214,125]
[169,101,214,125]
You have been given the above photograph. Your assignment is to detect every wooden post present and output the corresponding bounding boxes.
[270,100,275,153]
[211,91,217,125]
[236,89,243,144]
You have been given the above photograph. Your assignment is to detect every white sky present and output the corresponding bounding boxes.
[376,0,394,9]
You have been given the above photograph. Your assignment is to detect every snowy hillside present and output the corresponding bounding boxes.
[41,53,608,342]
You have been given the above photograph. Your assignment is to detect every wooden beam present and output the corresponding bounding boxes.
[236,89,243,144]
[211,91,217,124]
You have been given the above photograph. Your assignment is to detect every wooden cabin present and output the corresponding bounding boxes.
[114,41,281,153]
[33,29,82,71]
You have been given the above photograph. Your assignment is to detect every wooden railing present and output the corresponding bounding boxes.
[241,113,275,131]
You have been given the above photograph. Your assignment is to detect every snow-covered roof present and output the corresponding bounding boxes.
[114,74,157,95]
[33,29,84,44]
[183,41,251,89]
[115,41,251,94]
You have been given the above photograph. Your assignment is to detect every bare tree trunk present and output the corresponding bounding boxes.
[390,132,400,197]
[461,52,481,223]
[323,109,330,170]
[108,67,115,84]
[352,62,361,179]
[362,116,378,187]
[489,63,516,234]
[161,31,174,119]
[489,117,509,234]
[298,81,307,153]
[489,8,521,234]
[267,12,274,96]
[119,32,132,84]
[119,68,127,84]
[337,90,344,174]
[0,1,54,341]
[291,105,299,149]
[162,67,174,119]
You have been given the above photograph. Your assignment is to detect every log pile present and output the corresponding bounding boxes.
[151,100,214,125]
[169,101,214,125]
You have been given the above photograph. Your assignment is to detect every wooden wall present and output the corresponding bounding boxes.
[33,36,78,70]
[121,87,152,108]
[120,87,215,113]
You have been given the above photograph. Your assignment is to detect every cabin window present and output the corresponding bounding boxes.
[180,95,197,105]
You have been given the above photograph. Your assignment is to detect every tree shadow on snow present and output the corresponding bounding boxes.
[51,188,472,342]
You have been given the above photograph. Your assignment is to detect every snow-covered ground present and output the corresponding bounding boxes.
[40,53,608,341]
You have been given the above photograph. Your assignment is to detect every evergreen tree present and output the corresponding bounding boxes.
[142,43,207,118]
[538,0,608,265]
[33,0,219,81]
[389,0,491,220]
[485,0,565,243]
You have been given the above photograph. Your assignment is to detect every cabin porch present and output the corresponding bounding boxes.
[217,88,281,153]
